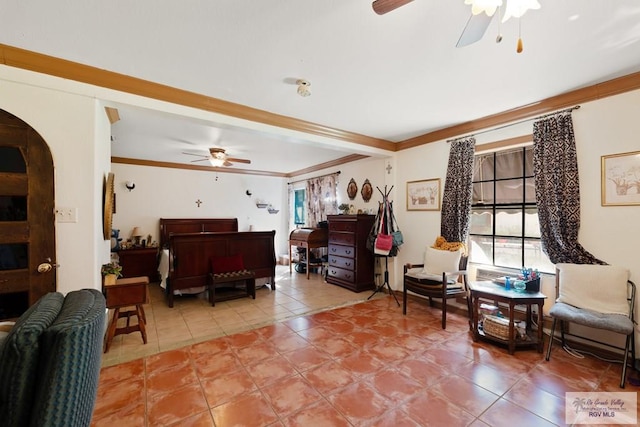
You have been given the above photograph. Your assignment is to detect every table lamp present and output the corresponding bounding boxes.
[132,227,143,246]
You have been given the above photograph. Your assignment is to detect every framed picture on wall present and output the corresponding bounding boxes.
[406,178,441,211]
[601,150,640,206]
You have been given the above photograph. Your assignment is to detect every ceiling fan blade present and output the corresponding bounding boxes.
[223,160,233,167]
[372,0,414,15]
[226,157,251,164]
[456,13,494,47]
[190,158,209,163]
[182,151,207,158]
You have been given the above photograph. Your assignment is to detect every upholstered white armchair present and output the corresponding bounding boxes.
[545,263,636,388]
[403,247,469,329]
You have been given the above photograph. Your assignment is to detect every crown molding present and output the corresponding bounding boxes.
[397,71,640,150]
[111,157,287,177]
[2,44,640,155]
[285,154,369,178]
[0,43,394,152]
[111,153,369,178]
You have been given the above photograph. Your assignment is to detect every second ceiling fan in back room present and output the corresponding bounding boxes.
[371,0,541,52]
[182,147,252,167]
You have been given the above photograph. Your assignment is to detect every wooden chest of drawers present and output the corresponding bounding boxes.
[326,214,375,292]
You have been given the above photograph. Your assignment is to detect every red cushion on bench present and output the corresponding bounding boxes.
[210,254,245,274]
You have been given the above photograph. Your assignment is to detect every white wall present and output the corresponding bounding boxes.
[0,67,111,293]
[110,163,288,251]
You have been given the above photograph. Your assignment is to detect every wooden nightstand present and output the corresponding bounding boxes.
[117,247,160,281]
[103,276,149,353]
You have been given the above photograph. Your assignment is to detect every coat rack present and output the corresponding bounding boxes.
[368,185,400,306]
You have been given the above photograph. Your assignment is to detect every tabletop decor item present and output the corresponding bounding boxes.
[518,267,540,292]
[101,261,123,286]
[338,203,350,214]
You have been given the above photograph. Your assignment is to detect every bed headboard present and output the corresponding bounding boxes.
[159,218,238,248]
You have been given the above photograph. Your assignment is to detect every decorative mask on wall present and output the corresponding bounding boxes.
[347,178,358,200]
[361,179,373,202]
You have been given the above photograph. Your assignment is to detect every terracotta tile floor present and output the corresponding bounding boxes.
[101,265,383,368]
[93,266,639,426]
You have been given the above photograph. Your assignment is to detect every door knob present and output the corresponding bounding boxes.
[37,263,52,273]
[37,258,60,273]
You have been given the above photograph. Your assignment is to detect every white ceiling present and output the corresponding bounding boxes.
[2,1,640,174]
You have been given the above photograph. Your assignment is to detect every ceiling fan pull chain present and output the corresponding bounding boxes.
[517,18,523,53]
[496,6,503,43]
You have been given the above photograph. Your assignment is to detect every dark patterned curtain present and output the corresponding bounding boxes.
[441,137,475,242]
[305,173,338,227]
[533,113,604,264]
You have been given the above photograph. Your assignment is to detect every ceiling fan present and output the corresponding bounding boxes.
[371,0,531,48]
[182,147,251,167]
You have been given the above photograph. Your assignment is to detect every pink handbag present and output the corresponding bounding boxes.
[374,233,393,255]
[374,209,392,255]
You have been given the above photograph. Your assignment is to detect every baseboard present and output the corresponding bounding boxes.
[398,292,469,317]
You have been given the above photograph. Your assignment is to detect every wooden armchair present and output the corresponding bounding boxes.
[403,247,470,329]
[545,263,636,388]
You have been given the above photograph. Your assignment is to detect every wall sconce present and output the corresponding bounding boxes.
[296,79,311,97]
[125,181,136,191]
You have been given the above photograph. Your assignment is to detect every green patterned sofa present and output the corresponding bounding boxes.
[0,289,106,427]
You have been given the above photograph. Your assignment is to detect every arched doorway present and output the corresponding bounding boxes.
[0,109,56,319]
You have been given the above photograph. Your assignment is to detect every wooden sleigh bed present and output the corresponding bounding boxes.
[159,218,277,307]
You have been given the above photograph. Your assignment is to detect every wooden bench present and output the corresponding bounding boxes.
[208,269,256,306]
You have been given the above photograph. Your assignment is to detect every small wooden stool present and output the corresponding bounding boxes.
[103,276,149,353]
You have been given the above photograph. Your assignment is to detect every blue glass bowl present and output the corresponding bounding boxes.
[513,280,526,292]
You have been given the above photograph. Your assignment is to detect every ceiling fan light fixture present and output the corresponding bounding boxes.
[464,0,502,17]
[501,0,540,22]
[209,157,224,168]
[209,157,225,167]
[296,79,311,97]
[208,151,227,167]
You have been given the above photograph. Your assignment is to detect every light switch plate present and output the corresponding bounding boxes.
[56,207,78,223]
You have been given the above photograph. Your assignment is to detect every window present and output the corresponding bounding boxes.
[294,189,305,225]
[469,146,554,273]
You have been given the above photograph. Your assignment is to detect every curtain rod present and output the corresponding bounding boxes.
[287,170,340,186]
[447,105,581,143]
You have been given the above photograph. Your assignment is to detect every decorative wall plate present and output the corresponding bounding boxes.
[361,179,373,202]
[347,178,358,200]
[103,172,115,240]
